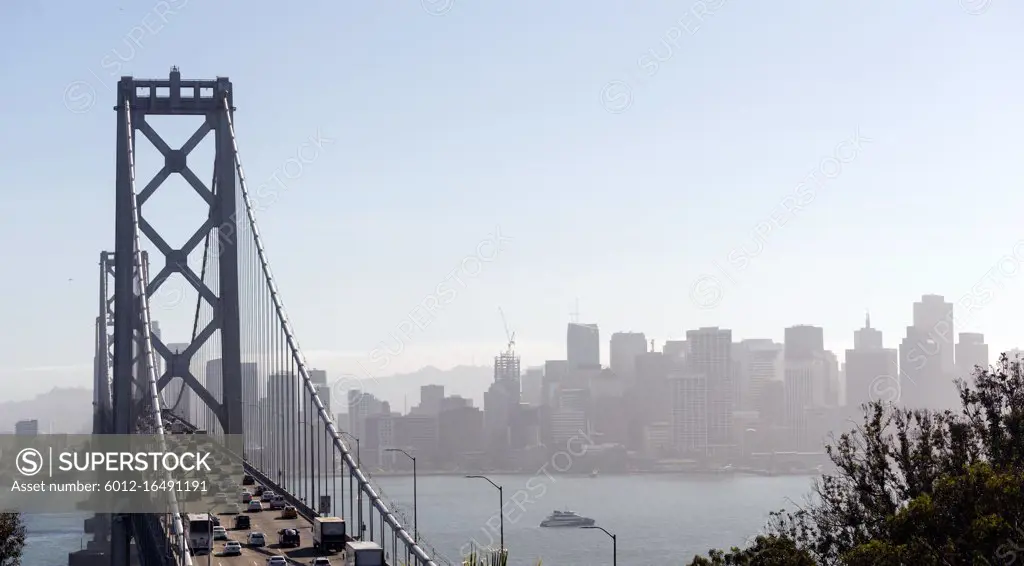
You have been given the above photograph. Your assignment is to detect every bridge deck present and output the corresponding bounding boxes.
[199,473,344,566]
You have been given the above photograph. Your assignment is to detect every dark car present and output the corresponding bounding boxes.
[242,475,255,486]
[278,528,300,548]
[254,485,266,497]
[233,515,250,530]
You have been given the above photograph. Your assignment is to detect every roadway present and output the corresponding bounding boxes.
[195,472,336,566]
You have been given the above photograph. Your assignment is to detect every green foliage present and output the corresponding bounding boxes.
[685,535,816,565]
[0,512,26,566]
[687,353,1024,565]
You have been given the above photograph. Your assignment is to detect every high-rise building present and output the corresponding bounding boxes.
[15,420,38,436]
[845,314,898,410]
[784,360,817,450]
[268,371,300,468]
[854,313,883,350]
[901,295,957,410]
[685,327,733,453]
[438,406,484,465]
[347,390,383,440]
[164,342,192,424]
[610,332,647,382]
[785,325,824,361]
[567,323,600,370]
[732,339,782,411]
[241,362,258,450]
[669,369,707,455]
[914,295,955,372]
[205,359,224,435]
[520,367,544,406]
[541,360,569,406]
[784,325,827,450]
[822,350,840,407]
[309,369,327,385]
[418,385,445,415]
[550,388,589,447]
[955,332,989,380]
[663,340,687,360]
[485,351,521,461]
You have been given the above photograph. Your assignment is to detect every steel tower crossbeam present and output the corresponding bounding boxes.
[115,67,243,438]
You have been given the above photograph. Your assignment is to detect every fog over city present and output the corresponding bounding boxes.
[2,1,1024,564]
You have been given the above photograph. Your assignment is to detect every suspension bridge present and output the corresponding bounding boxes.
[77,68,454,566]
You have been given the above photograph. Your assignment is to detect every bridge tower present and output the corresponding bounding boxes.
[109,68,245,564]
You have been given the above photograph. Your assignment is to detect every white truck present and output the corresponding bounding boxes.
[343,541,385,566]
[312,516,348,553]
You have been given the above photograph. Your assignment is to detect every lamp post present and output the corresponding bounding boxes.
[583,526,616,566]
[465,475,503,553]
[339,431,363,539]
[384,448,417,543]
[339,431,361,466]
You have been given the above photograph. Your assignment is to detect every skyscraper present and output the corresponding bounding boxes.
[164,342,192,424]
[854,313,883,350]
[485,350,521,462]
[955,333,989,380]
[685,327,733,454]
[733,339,782,411]
[914,295,955,373]
[901,295,956,410]
[610,332,647,382]
[784,325,827,450]
[669,368,707,455]
[567,323,600,370]
[309,369,327,385]
[268,371,300,472]
[785,325,824,361]
[845,313,898,410]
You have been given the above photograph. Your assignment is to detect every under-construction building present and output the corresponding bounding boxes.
[484,351,522,464]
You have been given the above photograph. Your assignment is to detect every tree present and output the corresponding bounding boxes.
[686,535,816,565]
[687,353,1024,565]
[0,512,26,566]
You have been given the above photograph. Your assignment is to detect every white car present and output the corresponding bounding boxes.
[267,557,287,565]
[222,541,242,556]
[309,558,332,565]
[247,500,263,512]
[247,531,266,547]
[212,526,227,540]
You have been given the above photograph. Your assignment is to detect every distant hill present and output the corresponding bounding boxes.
[332,365,493,411]
[6,366,498,433]
[0,387,93,434]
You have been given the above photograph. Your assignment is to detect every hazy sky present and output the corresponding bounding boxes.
[2,0,1024,400]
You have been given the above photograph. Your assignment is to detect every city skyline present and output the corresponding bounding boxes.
[3,290,1015,403]
[4,2,1024,403]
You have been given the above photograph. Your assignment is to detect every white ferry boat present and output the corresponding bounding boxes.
[539,510,596,528]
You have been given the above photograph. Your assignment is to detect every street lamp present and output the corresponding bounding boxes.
[338,431,361,466]
[582,526,616,566]
[384,448,417,543]
[465,475,503,553]
[338,431,363,539]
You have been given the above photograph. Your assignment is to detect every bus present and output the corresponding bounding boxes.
[184,513,213,555]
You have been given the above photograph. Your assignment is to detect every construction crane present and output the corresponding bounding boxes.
[498,307,516,355]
